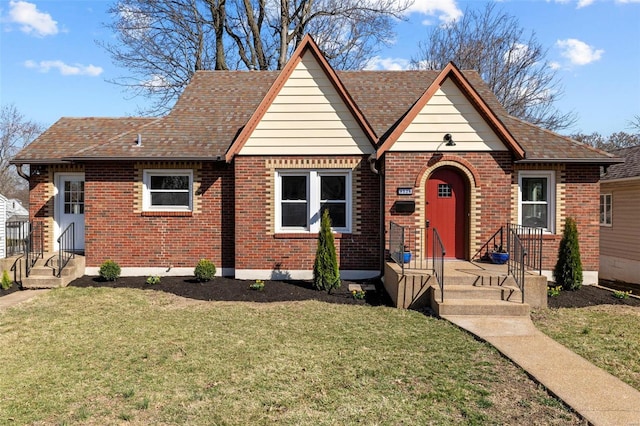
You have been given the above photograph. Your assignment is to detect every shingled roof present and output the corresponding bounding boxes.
[601,145,640,180]
[14,54,619,165]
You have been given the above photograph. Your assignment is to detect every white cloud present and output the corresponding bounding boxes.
[8,0,58,37]
[364,56,411,70]
[142,74,170,91]
[577,0,596,7]
[556,38,604,66]
[406,0,462,24]
[548,0,639,7]
[24,60,103,76]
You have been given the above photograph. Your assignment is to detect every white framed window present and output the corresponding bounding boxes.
[276,170,351,233]
[600,194,612,226]
[518,171,555,233]
[143,169,193,211]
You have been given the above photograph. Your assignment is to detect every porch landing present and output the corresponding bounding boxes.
[383,260,547,312]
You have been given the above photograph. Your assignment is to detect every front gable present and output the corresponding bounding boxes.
[377,63,525,160]
[226,36,376,161]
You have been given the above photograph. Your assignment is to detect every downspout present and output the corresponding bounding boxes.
[369,153,385,278]
[15,164,30,181]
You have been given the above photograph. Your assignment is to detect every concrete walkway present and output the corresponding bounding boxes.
[443,315,640,426]
[0,289,49,311]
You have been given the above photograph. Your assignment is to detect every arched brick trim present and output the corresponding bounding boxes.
[414,156,481,260]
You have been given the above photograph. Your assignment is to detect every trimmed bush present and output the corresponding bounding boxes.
[1,270,12,290]
[194,259,216,282]
[99,260,121,281]
[553,217,583,291]
[313,209,341,294]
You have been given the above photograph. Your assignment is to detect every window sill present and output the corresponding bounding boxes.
[274,232,348,239]
[142,211,193,217]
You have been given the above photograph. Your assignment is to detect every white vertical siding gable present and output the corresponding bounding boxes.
[239,52,373,155]
[392,78,508,152]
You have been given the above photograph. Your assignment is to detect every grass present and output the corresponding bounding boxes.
[532,305,640,390]
[0,287,581,425]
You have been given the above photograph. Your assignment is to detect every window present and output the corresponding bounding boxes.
[143,170,193,211]
[600,194,612,226]
[519,171,555,232]
[276,170,351,232]
[64,180,84,214]
[438,183,452,198]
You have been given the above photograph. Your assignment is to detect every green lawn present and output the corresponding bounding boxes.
[0,287,580,425]
[532,305,640,391]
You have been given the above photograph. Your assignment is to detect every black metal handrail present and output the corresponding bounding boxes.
[57,223,75,277]
[507,226,527,303]
[25,222,43,277]
[508,223,542,275]
[432,228,446,303]
[10,256,23,289]
[472,226,504,262]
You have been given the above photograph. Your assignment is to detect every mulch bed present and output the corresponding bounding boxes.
[3,275,639,310]
[67,275,391,306]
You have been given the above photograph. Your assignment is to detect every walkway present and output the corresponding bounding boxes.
[443,315,640,426]
[0,289,48,311]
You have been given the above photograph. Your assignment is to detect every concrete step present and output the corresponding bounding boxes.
[447,274,514,287]
[21,275,64,289]
[433,284,522,302]
[434,299,530,317]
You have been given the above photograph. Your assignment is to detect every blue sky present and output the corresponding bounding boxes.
[1,0,639,136]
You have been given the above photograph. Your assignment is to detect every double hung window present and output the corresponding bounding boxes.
[519,171,555,232]
[600,194,612,226]
[143,170,193,211]
[277,170,351,233]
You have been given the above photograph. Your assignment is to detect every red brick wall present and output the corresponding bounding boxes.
[383,151,513,256]
[541,164,600,271]
[234,155,381,273]
[83,161,234,270]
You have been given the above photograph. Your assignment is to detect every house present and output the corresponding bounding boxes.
[12,35,619,285]
[600,145,640,284]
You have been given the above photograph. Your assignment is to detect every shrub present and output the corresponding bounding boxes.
[145,275,161,285]
[547,285,562,297]
[613,290,631,299]
[553,217,583,291]
[1,270,12,290]
[194,259,216,282]
[313,209,341,294]
[249,279,265,291]
[99,260,121,281]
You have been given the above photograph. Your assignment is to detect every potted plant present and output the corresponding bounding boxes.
[489,245,509,264]
[403,244,412,264]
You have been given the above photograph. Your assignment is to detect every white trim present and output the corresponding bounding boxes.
[235,269,379,280]
[142,169,193,212]
[85,267,235,277]
[518,170,555,233]
[599,193,612,226]
[275,169,352,233]
[601,176,640,184]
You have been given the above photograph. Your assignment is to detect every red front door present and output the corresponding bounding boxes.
[426,168,467,259]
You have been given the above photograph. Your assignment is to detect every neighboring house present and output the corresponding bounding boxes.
[12,35,619,283]
[600,145,640,284]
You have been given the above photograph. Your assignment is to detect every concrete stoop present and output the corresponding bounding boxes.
[431,276,530,317]
[21,253,85,289]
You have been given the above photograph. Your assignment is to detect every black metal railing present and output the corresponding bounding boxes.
[472,226,504,262]
[57,223,75,277]
[25,222,44,277]
[10,256,23,289]
[507,226,527,303]
[389,221,431,272]
[508,223,542,275]
[432,228,446,303]
[5,220,29,256]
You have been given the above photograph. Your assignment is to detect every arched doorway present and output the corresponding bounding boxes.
[426,167,468,259]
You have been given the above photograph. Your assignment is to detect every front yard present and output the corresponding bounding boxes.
[0,286,581,425]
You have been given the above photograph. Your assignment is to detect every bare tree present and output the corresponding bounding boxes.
[571,129,640,152]
[102,0,411,114]
[411,3,575,131]
[0,105,44,203]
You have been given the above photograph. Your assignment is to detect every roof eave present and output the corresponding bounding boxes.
[515,158,624,165]
[63,156,226,162]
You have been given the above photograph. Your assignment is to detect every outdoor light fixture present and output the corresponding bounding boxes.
[31,166,41,176]
[444,133,456,146]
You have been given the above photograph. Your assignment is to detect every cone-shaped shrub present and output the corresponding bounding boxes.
[553,217,583,291]
[313,209,341,294]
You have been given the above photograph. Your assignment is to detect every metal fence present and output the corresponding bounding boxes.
[5,220,29,257]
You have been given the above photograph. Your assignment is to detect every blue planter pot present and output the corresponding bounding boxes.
[490,252,509,264]
[403,252,412,264]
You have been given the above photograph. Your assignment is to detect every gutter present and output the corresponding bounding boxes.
[515,157,624,165]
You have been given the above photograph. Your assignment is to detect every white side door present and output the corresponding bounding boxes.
[55,173,85,252]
